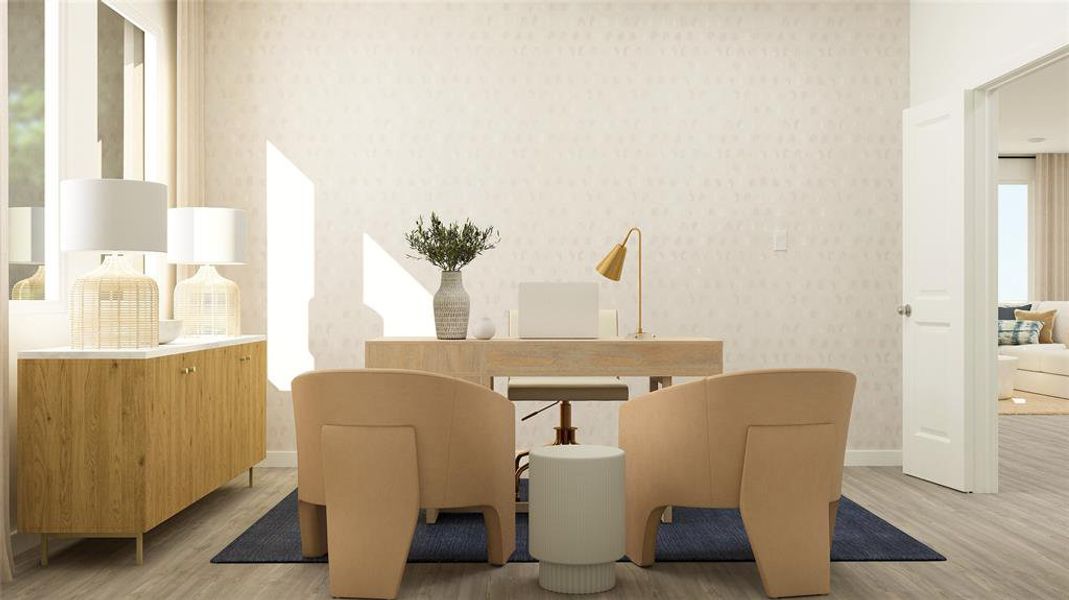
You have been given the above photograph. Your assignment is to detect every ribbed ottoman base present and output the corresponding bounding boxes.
[537,561,615,594]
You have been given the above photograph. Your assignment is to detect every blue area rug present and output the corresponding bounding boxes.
[212,483,944,564]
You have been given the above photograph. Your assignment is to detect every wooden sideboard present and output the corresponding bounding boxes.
[17,336,266,564]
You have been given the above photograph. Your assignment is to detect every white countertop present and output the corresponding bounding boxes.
[18,334,266,360]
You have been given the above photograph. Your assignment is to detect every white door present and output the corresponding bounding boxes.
[901,92,975,492]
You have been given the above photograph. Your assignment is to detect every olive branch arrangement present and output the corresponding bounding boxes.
[405,213,500,272]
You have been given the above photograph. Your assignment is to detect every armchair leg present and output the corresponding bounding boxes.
[625,503,665,567]
[321,425,420,600]
[481,502,516,566]
[829,499,839,547]
[739,424,836,598]
[298,500,328,557]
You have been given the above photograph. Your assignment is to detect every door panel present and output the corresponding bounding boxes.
[902,92,972,492]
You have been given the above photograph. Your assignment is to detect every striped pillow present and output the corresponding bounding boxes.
[998,320,1042,345]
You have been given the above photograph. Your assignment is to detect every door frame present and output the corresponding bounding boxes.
[962,43,1069,494]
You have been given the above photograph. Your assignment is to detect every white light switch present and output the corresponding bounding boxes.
[773,228,788,252]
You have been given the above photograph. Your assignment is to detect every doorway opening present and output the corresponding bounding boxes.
[992,55,1069,493]
[900,43,1069,495]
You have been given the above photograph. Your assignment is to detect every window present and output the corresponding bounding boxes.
[998,183,1029,303]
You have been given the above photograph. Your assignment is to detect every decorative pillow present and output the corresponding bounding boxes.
[998,304,1031,320]
[998,320,1042,345]
[1014,309,1057,344]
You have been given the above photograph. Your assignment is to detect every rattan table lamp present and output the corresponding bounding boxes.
[9,206,46,300]
[167,207,247,337]
[60,179,168,349]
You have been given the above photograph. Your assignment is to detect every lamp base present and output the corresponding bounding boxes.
[629,330,655,340]
[174,264,241,336]
[70,255,159,349]
[12,265,45,300]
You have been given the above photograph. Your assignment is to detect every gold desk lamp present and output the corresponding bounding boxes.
[596,227,653,339]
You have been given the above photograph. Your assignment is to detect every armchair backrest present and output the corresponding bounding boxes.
[619,369,855,508]
[705,369,855,505]
[292,369,515,509]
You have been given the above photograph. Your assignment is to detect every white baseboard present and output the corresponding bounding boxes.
[258,450,297,468]
[258,448,901,468]
[845,449,902,467]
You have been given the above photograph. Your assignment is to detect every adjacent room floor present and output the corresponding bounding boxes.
[5,417,1067,599]
[999,390,1069,415]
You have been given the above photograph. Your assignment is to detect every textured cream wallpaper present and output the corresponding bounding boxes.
[203,1,909,456]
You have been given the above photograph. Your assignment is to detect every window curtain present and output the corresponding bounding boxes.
[177,0,205,282]
[1,0,15,581]
[1030,154,1069,300]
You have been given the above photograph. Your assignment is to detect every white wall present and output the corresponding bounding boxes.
[999,157,1036,183]
[204,1,910,463]
[911,0,1069,104]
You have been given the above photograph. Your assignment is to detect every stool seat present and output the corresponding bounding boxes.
[529,445,625,594]
[507,376,629,401]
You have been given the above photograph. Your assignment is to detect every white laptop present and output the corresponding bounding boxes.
[518,282,599,339]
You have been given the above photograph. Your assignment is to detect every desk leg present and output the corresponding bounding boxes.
[425,509,440,524]
[650,376,675,523]
[649,376,673,392]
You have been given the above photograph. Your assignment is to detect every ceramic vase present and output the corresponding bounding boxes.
[434,271,470,340]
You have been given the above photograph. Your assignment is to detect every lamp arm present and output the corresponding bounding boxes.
[620,227,643,335]
[636,228,642,335]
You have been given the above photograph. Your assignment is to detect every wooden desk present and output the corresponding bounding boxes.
[366,337,721,524]
[366,337,722,523]
[364,337,723,391]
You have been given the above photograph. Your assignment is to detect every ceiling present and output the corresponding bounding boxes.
[999,57,1069,154]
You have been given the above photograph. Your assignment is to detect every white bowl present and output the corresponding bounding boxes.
[159,320,183,344]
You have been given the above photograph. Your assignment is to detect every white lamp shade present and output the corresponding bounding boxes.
[9,206,45,264]
[167,207,247,265]
[60,178,167,253]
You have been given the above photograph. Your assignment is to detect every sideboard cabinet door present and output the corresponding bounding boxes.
[228,343,266,476]
[17,358,147,533]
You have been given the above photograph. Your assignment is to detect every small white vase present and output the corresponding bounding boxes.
[472,317,496,340]
[433,271,470,340]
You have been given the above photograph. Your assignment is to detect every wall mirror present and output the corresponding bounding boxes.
[97,0,144,181]
[7,0,45,299]
[97,1,147,272]
[6,1,149,300]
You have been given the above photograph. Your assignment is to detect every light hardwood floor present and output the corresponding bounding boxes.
[999,390,1069,415]
[4,416,1068,599]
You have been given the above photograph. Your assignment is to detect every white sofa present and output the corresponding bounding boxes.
[999,301,1069,398]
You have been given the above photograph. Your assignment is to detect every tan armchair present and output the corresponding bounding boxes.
[292,369,516,599]
[619,369,856,598]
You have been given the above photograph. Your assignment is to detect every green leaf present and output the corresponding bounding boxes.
[405,212,500,271]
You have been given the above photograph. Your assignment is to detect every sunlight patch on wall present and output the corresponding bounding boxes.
[266,141,315,391]
[363,233,435,337]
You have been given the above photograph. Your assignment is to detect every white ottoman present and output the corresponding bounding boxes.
[998,355,1018,400]
[528,445,625,594]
